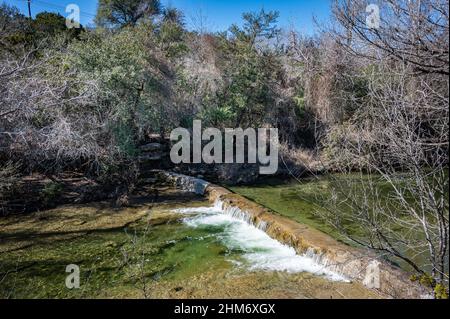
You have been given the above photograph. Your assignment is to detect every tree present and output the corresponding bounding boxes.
[32,12,83,42]
[315,0,449,298]
[229,9,281,49]
[331,0,449,75]
[162,7,184,26]
[318,64,449,297]
[204,9,296,135]
[0,7,82,55]
[157,7,187,58]
[95,0,162,28]
[0,3,32,53]
[33,12,67,35]
[65,27,171,156]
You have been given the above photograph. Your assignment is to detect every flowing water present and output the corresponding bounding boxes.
[175,202,347,282]
[231,175,449,275]
[0,189,378,299]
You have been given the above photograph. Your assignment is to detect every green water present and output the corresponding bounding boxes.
[229,175,364,243]
[0,198,381,299]
[230,174,448,274]
[6,172,442,299]
[0,213,233,298]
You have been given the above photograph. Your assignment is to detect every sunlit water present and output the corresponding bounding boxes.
[173,203,347,282]
[1,197,357,298]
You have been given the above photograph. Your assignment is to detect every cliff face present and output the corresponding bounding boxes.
[160,171,430,299]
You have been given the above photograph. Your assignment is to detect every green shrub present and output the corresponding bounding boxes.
[41,182,63,202]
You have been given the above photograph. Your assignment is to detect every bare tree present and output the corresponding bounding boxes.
[121,222,152,299]
[313,0,449,298]
[331,0,449,75]
[319,62,448,295]
[0,44,116,174]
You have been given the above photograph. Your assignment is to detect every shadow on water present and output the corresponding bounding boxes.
[0,202,240,298]
[230,173,447,275]
[0,187,384,299]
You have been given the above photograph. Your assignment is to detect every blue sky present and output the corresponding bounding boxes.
[4,0,331,34]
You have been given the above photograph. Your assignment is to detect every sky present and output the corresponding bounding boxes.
[4,0,332,35]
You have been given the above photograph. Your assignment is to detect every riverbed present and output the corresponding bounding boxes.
[0,187,380,299]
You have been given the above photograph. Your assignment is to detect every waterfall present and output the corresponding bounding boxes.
[223,205,254,225]
[209,198,348,281]
[216,199,269,231]
[256,220,269,232]
[175,199,348,282]
[162,171,428,298]
[304,248,343,275]
[163,172,348,281]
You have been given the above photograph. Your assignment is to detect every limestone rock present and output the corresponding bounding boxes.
[140,143,164,152]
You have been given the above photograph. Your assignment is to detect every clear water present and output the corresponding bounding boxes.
[174,203,347,282]
[0,198,354,299]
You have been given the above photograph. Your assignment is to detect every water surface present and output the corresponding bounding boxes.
[0,190,378,299]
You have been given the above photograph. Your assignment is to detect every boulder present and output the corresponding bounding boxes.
[140,143,164,152]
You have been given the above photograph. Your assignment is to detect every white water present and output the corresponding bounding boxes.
[173,203,348,282]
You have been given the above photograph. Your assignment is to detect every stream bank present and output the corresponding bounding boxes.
[0,185,379,299]
[0,169,430,299]
[161,171,430,299]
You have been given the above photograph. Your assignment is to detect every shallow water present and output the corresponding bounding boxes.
[230,175,449,275]
[0,192,377,299]
[177,203,347,282]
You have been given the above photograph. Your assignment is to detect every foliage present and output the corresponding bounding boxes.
[32,12,83,41]
[0,3,32,51]
[41,182,63,202]
[0,0,448,296]
[200,9,297,136]
[157,8,187,58]
[95,0,162,28]
[0,6,83,55]
[312,0,449,296]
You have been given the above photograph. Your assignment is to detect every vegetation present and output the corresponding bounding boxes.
[0,0,448,298]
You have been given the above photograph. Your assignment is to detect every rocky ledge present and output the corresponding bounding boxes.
[159,171,430,299]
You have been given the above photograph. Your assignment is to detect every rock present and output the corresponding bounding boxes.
[115,194,129,207]
[216,163,259,185]
[140,143,163,152]
[138,152,165,162]
[138,177,158,186]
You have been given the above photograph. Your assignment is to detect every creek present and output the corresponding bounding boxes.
[0,186,378,299]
